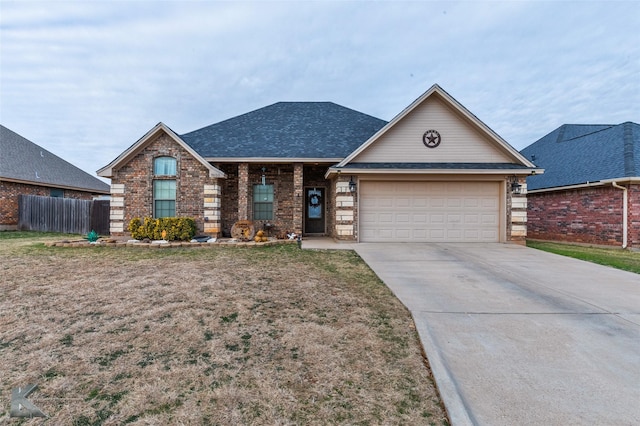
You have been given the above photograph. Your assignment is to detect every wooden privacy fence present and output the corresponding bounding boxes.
[18,195,110,235]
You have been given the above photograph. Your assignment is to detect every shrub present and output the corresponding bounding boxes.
[128,217,197,241]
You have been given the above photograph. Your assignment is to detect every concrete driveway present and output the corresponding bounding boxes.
[353,243,640,426]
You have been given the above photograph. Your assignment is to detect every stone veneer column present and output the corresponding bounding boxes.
[510,177,527,243]
[238,163,249,220]
[334,178,356,240]
[110,184,125,235]
[293,163,303,234]
[203,183,221,235]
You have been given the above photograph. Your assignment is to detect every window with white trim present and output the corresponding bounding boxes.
[253,184,273,220]
[153,156,177,218]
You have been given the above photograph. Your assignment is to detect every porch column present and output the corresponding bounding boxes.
[203,182,221,236]
[293,163,303,234]
[509,176,527,244]
[238,163,249,220]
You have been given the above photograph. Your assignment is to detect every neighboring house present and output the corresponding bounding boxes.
[98,84,540,243]
[521,122,640,248]
[0,125,111,230]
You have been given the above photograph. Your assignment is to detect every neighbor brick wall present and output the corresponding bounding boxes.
[627,184,640,248]
[0,180,100,230]
[109,133,220,236]
[528,185,626,247]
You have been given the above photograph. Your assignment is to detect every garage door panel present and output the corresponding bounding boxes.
[413,198,428,208]
[482,198,498,208]
[412,214,427,223]
[396,215,410,224]
[360,181,500,242]
[464,214,479,224]
[481,214,498,225]
[430,214,445,224]
[413,229,427,239]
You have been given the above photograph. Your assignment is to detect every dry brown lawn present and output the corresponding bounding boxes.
[1,232,448,425]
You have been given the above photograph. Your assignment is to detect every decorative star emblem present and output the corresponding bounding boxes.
[423,130,441,148]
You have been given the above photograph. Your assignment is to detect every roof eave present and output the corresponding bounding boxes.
[528,177,640,194]
[325,167,544,179]
[0,177,110,194]
[204,157,342,164]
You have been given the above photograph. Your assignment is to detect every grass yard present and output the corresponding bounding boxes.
[0,232,448,425]
[527,240,640,274]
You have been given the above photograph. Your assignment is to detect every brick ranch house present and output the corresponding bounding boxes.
[1,125,110,231]
[98,84,541,243]
[521,122,639,249]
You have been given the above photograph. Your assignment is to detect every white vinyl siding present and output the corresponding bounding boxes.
[353,96,512,163]
[360,181,500,242]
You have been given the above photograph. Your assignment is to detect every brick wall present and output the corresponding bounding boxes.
[216,163,324,237]
[110,133,220,236]
[528,185,629,247]
[0,180,101,230]
[627,184,640,248]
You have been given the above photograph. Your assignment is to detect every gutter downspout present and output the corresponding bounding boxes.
[611,182,628,249]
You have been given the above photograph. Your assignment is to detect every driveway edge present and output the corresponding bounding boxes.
[411,315,474,426]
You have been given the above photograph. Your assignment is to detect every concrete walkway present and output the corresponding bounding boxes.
[304,239,640,425]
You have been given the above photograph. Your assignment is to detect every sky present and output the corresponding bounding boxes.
[1,0,638,182]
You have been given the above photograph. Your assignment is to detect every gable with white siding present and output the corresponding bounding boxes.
[352,95,513,163]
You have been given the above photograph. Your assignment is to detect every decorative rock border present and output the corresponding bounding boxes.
[44,238,298,249]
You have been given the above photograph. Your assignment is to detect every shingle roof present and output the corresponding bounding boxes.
[0,125,110,193]
[180,102,388,159]
[520,122,639,190]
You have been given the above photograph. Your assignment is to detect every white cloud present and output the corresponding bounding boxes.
[1,0,638,179]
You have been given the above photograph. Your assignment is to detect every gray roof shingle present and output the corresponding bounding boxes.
[520,122,639,190]
[0,125,110,193]
[180,102,388,159]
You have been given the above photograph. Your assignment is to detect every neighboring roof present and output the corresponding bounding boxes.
[180,102,387,160]
[97,123,226,178]
[1,125,110,194]
[335,84,537,170]
[520,122,639,190]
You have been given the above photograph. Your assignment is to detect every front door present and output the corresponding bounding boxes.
[304,187,325,234]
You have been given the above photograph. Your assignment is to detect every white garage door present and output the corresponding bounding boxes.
[360,181,500,242]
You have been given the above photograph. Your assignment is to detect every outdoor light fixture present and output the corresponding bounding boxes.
[261,167,266,186]
[349,176,357,193]
[511,181,522,194]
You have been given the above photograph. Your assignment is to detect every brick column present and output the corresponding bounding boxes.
[203,182,221,236]
[510,176,527,244]
[110,184,125,235]
[238,163,249,220]
[293,163,303,234]
[335,177,356,240]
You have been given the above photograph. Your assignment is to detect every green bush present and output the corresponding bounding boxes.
[128,217,197,241]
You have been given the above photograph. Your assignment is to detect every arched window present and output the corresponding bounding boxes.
[153,157,177,218]
[154,156,177,176]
